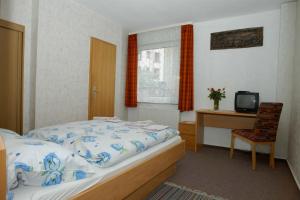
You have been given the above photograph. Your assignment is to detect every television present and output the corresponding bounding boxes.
[235,91,259,113]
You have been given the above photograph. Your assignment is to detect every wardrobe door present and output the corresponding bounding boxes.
[89,37,116,119]
[0,19,24,133]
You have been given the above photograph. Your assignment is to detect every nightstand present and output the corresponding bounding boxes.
[178,121,197,152]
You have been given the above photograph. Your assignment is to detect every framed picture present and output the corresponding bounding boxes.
[211,27,263,50]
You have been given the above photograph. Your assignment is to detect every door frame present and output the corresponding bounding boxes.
[88,37,116,120]
[0,18,24,134]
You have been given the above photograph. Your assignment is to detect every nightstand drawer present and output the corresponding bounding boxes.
[180,134,196,152]
[179,122,195,136]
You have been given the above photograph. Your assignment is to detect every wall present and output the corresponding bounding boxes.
[276,2,297,160]
[0,0,38,132]
[288,1,300,189]
[35,0,127,128]
[180,10,285,157]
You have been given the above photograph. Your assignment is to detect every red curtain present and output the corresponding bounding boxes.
[125,34,138,107]
[178,24,194,112]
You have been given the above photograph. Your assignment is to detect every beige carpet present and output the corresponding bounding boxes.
[168,146,300,200]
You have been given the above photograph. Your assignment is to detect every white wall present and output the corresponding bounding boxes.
[288,1,300,190]
[276,2,297,159]
[181,10,285,157]
[0,0,38,132]
[34,0,127,128]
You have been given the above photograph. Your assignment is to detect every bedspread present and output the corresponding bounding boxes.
[26,120,179,167]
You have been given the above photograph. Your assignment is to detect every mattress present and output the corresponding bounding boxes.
[12,136,182,200]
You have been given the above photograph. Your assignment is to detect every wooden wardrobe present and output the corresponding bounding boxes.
[0,19,24,133]
[88,37,116,119]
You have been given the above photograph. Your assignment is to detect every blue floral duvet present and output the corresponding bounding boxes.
[26,120,179,168]
[4,137,95,190]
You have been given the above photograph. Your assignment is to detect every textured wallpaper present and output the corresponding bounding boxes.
[0,0,38,132]
[275,3,297,159]
[288,1,300,189]
[34,0,127,128]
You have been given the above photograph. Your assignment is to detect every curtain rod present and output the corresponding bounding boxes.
[129,21,193,35]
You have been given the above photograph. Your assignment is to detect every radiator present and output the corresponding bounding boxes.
[127,104,180,129]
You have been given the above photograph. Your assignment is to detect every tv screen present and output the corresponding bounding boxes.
[236,95,256,109]
[235,91,259,113]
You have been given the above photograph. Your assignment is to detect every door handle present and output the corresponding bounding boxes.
[92,86,97,95]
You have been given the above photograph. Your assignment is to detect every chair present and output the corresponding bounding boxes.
[230,103,283,170]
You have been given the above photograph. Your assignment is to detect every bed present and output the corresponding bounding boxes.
[0,119,185,200]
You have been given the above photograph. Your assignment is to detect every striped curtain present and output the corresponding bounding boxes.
[178,24,194,112]
[125,34,138,107]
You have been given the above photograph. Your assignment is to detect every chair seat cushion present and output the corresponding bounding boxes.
[233,129,276,142]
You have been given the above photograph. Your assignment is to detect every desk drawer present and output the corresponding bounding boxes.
[180,134,196,152]
[179,122,195,136]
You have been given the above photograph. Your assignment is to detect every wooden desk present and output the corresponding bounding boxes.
[196,109,257,149]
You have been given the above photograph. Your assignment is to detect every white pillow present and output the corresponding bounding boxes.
[4,137,95,189]
[0,128,20,139]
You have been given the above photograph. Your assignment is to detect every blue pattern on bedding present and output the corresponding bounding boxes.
[44,153,61,171]
[48,135,64,145]
[111,144,127,153]
[5,137,95,190]
[7,191,13,200]
[84,150,92,159]
[130,140,146,153]
[67,132,76,138]
[74,170,87,180]
[15,162,33,172]
[26,120,179,168]
[42,153,64,186]
[146,132,159,141]
[95,152,111,166]
[81,136,97,143]
[43,171,62,186]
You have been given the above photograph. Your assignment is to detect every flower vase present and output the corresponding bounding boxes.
[213,100,219,110]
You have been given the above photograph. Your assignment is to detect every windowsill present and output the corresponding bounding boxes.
[137,102,178,106]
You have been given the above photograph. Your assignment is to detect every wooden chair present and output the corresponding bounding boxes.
[230,103,283,170]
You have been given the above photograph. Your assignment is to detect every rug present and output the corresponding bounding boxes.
[147,182,227,200]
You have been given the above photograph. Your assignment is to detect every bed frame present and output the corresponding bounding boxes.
[0,137,185,200]
[0,137,6,200]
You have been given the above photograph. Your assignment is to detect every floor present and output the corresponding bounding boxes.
[168,146,300,200]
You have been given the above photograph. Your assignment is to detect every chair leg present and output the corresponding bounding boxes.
[270,143,275,169]
[251,143,256,170]
[230,134,235,159]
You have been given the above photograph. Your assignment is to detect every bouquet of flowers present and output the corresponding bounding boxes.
[207,88,226,110]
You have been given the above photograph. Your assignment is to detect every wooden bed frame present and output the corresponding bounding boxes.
[0,137,185,200]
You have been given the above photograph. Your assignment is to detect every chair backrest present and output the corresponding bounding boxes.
[254,102,283,141]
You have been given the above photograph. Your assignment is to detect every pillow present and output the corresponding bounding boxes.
[25,121,89,145]
[4,137,95,189]
[0,128,20,139]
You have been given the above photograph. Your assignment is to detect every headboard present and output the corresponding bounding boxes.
[0,136,6,200]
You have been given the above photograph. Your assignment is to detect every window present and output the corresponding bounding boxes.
[138,46,179,104]
[137,27,180,104]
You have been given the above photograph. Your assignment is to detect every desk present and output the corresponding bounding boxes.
[196,109,257,149]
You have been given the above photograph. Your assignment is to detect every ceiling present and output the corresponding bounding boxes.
[74,0,293,32]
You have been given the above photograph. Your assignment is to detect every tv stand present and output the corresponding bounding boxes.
[196,109,257,149]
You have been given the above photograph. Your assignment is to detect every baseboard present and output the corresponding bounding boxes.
[287,160,300,190]
[197,144,286,160]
